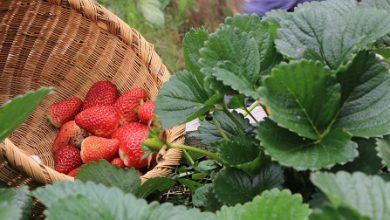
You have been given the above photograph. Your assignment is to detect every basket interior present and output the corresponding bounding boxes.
[0,0,161,168]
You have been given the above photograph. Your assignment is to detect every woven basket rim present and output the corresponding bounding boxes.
[1,0,184,186]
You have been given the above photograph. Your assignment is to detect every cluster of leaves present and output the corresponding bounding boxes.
[148,0,390,218]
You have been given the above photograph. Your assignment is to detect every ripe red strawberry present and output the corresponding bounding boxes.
[83,81,118,110]
[52,120,87,152]
[54,145,83,174]
[114,123,149,169]
[67,167,81,177]
[138,100,155,124]
[80,136,120,164]
[75,105,119,138]
[47,97,83,127]
[114,88,147,125]
[111,158,125,168]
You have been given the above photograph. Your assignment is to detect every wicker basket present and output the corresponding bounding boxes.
[0,0,185,189]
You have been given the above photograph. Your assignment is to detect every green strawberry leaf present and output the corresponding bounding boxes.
[192,184,223,212]
[216,189,311,220]
[311,171,390,220]
[155,70,222,129]
[309,205,370,220]
[199,25,261,98]
[138,177,176,198]
[361,0,390,46]
[228,94,245,109]
[138,0,165,27]
[276,0,390,69]
[259,60,340,140]
[0,87,52,142]
[215,136,262,173]
[334,138,382,174]
[376,135,390,170]
[183,28,209,86]
[0,186,31,220]
[33,180,217,220]
[198,111,251,146]
[223,14,282,76]
[195,160,219,173]
[177,179,203,192]
[76,160,141,195]
[257,119,358,170]
[334,52,390,137]
[213,165,284,206]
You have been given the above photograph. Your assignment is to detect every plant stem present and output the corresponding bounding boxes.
[244,106,258,122]
[222,99,245,134]
[166,143,226,165]
[182,149,195,166]
[243,101,259,117]
[213,118,230,141]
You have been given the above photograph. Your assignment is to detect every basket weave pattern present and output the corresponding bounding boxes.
[0,0,184,187]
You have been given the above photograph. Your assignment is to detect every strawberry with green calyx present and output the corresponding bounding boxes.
[138,100,155,125]
[114,87,147,125]
[113,123,149,168]
[75,105,119,138]
[110,158,125,168]
[83,81,118,110]
[47,97,83,128]
[54,145,83,174]
[80,136,120,164]
[52,120,88,152]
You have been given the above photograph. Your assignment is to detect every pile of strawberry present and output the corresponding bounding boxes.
[47,81,156,177]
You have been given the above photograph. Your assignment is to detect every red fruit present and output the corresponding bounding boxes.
[138,100,155,124]
[111,158,125,168]
[55,145,83,174]
[75,105,119,138]
[83,81,118,110]
[80,136,120,164]
[114,88,147,125]
[67,167,81,177]
[114,123,149,169]
[47,97,83,127]
[52,120,87,153]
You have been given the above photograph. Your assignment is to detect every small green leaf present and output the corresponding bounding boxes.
[192,184,223,212]
[198,111,251,145]
[334,138,382,174]
[155,71,221,128]
[138,177,176,198]
[376,135,390,170]
[0,87,52,142]
[224,14,282,76]
[311,171,390,220]
[257,119,358,170]
[213,165,284,206]
[196,160,219,173]
[0,186,31,220]
[228,95,245,109]
[177,179,203,192]
[216,189,311,220]
[138,0,165,27]
[77,160,141,195]
[199,25,261,98]
[215,136,261,173]
[260,60,340,140]
[183,28,209,85]
[334,52,390,137]
[309,205,370,220]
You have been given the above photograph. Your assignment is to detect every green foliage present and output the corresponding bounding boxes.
[311,171,390,220]
[376,135,390,170]
[77,160,141,195]
[309,205,370,220]
[0,187,31,220]
[216,189,311,220]
[0,87,52,142]
[213,166,284,205]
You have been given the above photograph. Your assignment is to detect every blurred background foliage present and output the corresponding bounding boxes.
[97,0,244,72]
